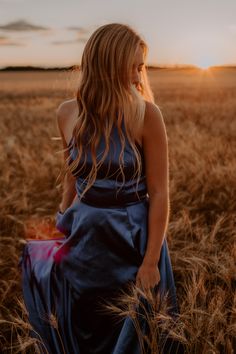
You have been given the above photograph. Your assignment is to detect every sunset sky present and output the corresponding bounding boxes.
[0,0,236,69]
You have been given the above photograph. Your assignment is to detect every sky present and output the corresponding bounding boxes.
[0,0,236,69]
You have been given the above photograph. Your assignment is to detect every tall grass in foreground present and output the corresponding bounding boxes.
[0,68,235,353]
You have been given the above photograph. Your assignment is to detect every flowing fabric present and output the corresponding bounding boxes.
[20,119,185,354]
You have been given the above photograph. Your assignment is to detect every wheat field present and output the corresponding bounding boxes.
[0,68,235,353]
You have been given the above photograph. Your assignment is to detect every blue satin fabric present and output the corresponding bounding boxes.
[20,120,184,354]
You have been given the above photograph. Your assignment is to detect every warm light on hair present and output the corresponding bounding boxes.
[56,23,155,201]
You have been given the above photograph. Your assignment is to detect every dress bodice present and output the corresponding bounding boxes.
[67,120,148,207]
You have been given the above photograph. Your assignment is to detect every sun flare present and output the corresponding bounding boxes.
[196,59,216,71]
[199,64,210,70]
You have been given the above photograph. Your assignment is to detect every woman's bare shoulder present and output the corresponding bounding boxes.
[56,98,79,144]
[143,100,166,146]
[56,98,78,122]
[144,101,163,123]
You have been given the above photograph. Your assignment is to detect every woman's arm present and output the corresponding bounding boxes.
[58,173,77,213]
[142,101,169,266]
[56,103,77,213]
[135,101,169,291]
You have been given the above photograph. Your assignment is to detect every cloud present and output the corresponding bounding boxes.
[66,25,98,38]
[52,26,92,46]
[64,26,91,43]
[66,26,90,35]
[52,37,88,46]
[52,39,78,45]
[0,19,50,32]
[0,35,25,46]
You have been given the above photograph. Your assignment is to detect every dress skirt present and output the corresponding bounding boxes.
[20,194,184,354]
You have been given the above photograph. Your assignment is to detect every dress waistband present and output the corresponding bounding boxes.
[79,190,148,208]
[75,176,148,208]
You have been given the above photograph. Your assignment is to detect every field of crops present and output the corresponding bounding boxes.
[0,68,235,353]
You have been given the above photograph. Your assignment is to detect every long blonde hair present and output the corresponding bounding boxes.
[57,23,155,201]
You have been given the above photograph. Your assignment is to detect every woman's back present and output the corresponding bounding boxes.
[57,97,143,150]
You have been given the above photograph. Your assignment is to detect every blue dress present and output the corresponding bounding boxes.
[20,119,184,354]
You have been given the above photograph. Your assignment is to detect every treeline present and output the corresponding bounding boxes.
[0,64,235,71]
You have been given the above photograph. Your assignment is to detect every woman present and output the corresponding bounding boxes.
[20,23,184,353]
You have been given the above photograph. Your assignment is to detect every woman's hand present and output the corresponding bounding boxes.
[58,203,67,214]
[135,262,160,292]
[59,194,78,214]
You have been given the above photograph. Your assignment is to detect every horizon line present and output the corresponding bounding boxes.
[1,63,236,71]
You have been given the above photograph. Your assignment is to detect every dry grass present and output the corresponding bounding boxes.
[0,68,235,353]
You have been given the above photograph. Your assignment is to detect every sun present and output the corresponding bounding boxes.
[198,64,210,70]
[196,59,216,71]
